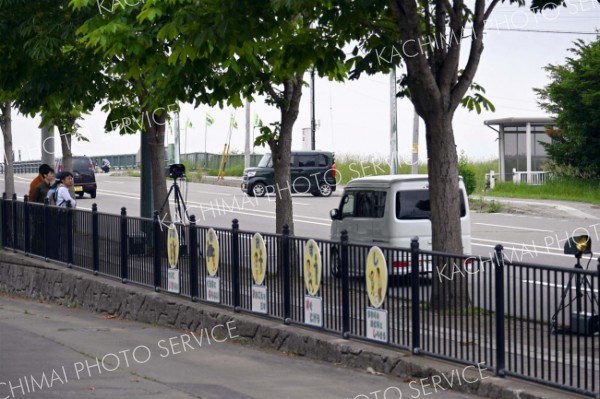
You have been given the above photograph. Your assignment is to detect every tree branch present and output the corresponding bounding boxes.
[450,0,486,110]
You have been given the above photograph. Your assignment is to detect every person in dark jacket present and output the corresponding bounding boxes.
[31,167,55,203]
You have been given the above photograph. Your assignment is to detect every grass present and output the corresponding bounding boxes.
[488,178,600,205]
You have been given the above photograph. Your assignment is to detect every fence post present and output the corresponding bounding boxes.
[120,207,128,283]
[23,195,30,255]
[12,193,17,253]
[43,198,50,260]
[66,201,74,266]
[232,219,241,311]
[153,211,161,291]
[341,230,350,338]
[189,215,199,301]
[92,204,99,275]
[282,224,291,324]
[494,244,506,377]
[0,193,4,248]
[411,237,421,354]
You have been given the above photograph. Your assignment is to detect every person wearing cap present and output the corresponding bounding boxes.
[29,164,52,199]
[56,171,77,208]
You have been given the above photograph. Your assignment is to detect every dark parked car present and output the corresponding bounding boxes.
[56,156,97,198]
[241,151,336,197]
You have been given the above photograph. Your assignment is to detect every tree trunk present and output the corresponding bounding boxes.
[143,107,171,222]
[57,126,75,198]
[268,77,303,235]
[424,112,470,311]
[0,102,15,198]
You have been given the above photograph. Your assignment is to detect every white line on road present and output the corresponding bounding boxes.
[522,279,599,294]
[474,223,554,233]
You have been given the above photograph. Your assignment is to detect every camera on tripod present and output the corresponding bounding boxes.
[169,163,186,179]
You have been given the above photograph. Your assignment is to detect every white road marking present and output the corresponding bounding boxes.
[522,279,599,294]
[474,222,554,233]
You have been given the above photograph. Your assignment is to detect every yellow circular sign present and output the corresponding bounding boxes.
[205,228,219,276]
[251,233,267,285]
[303,239,322,296]
[167,223,179,269]
[366,246,388,308]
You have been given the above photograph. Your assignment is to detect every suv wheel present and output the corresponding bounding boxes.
[318,183,332,197]
[251,183,267,197]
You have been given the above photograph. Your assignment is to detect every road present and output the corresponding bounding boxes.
[0,293,477,399]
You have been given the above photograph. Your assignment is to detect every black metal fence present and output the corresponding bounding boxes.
[1,194,598,397]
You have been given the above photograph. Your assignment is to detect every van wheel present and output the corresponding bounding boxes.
[77,192,84,198]
[251,183,267,197]
[318,183,332,197]
[90,190,97,199]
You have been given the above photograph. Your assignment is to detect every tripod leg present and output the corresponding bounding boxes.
[551,275,575,332]
[158,184,176,219]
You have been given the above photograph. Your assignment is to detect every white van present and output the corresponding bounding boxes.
[329,175,472,276]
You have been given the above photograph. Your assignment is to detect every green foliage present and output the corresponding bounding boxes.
[489,178,600,205]
[458,152,477,195]
[535,39,600,179]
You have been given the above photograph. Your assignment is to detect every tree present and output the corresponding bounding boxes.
[0,0,37,198]
[71,0,194,221]
[143,0,349,234]
[535,38,600,179]
[345,0,562,309]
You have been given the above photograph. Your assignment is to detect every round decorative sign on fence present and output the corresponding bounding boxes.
[303,239,322,296]
[205,228,220,276]
[251,233,267,285]
[167,223,179,269]
[366,246,388,308]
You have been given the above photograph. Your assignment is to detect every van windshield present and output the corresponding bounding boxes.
[257,154,272,168]
[340,191,386,218]
[396,190,466,220]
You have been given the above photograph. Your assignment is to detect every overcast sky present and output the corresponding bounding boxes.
[7,1,600,164]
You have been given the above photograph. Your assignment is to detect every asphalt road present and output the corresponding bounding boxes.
[0,293,478,399]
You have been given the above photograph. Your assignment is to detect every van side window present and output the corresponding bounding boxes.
[341,194,355,218]
[317,154,328,167]
[297,155,317,167]
[396,190,466,219]
[342,191,386,218]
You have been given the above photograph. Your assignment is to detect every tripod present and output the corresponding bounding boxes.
[158,177,190,224]
[551,253,599,334]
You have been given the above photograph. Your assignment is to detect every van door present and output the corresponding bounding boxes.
[292,154,318,194]
[330,190,387,244]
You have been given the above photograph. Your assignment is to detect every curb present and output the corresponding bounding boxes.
[0,251,587,399]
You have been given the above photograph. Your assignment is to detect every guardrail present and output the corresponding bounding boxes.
[1,194,598,397]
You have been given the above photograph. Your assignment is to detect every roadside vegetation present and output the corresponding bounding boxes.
[487,178,600,205]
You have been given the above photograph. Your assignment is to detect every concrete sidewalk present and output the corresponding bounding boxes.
[479,196,600,220]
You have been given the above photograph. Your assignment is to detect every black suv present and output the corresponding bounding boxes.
[56,156,97,198]
[241,151,336,197]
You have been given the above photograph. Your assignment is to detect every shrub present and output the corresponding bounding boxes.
[458,151,477,195]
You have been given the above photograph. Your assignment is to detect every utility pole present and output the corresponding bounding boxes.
[244,101,251,169]
[41,125,54,167]
[412,109,419,174]
[174,111,180,164]
[389,68,398,175]
[311,69,316,150]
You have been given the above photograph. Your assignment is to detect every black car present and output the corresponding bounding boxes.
[241,151,336,197]
[56,156,97,198]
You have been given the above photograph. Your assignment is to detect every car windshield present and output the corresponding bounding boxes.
[257,154,272,168]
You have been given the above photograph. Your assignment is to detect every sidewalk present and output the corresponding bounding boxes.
[479,196,600,220]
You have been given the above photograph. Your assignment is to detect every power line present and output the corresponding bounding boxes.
[483,27,599,34]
